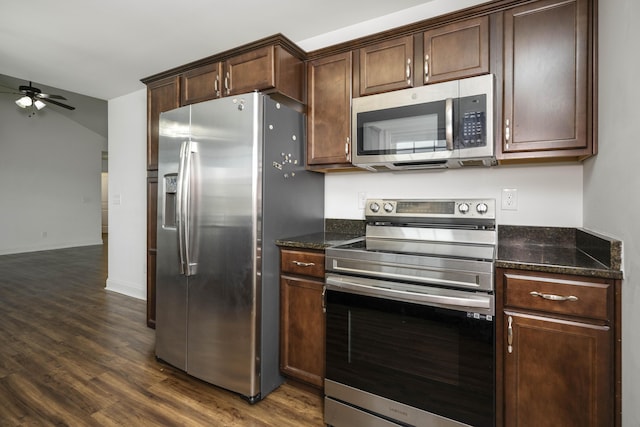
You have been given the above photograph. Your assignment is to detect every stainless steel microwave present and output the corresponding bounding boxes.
[351,74,495,171]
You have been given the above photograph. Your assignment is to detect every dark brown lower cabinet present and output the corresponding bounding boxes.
[503,311,611,426]
[146,175,158,328]
[498,268,619,427]
[279,248,325,389]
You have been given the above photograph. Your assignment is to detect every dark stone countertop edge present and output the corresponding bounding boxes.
[495,259,623,280]
[275,232,363,251]
[275,219,366,251]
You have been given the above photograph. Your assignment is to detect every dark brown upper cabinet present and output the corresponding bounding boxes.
[223,45,304,104]
[357,35,414,96]
[180,63,222,105]
[146,76,180,171]
[499,0,594,162]
[423,16,489,84]
[180,45,305,107]
[306,51,353,169]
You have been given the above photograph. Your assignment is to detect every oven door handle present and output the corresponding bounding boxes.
[326,275,493,314]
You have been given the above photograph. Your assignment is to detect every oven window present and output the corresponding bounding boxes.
[356,101,447,155]
[326,290,495,427]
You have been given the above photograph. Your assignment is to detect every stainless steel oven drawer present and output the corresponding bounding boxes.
[325,397,401,427]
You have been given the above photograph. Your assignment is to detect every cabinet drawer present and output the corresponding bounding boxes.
[280,249,325,278]
[504,272,611,321]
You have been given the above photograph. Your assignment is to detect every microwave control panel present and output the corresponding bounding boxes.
[457,94,487,148]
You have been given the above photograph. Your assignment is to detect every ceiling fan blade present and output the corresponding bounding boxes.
[37,93,67,100]
[45,98,76,111]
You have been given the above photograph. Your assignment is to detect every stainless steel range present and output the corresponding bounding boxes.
[324,198,496,427]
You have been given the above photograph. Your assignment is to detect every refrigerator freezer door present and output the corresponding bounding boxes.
[185,93,261,398]
[156,105,191,370]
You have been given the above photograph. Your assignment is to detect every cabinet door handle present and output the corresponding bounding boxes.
[345,137,351,161]
[292,260,315,267]
[530,291,578,302]
[406,58,411,84]
[424,54,430,82]
[224,71,230,95]
[507,315,513,354]
[505,119,510,143]
[322,285,327,314]
[214,75,220,97]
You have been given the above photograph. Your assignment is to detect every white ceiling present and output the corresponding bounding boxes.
[0,0,491,101]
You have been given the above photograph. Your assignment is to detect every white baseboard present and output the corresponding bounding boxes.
[105,277,146,300]
[0,239,104,256]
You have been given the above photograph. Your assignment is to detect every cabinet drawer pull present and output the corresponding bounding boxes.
[507,315,513,354]
[529,291,578,302]
[292,260,315,267]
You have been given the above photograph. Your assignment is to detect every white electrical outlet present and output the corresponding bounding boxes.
[502,188,518,210]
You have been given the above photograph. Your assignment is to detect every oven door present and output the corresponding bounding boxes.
[324,274,495,427]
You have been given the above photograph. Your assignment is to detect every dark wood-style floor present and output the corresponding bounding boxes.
[0,239,324,426]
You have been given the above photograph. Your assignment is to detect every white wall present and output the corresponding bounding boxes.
[584,0,639,425]
[0,101,104,254]
[297,0,492,51]
[105,89,147,299]
[325,164,582,225]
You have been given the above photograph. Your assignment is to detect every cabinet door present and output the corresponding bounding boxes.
[146,176,158,328]
[423,16,489,84]
[280,275,325,388]
[358,35,413,96]
[501,0,591,159]
[504,312,612,427]
[180,63,222,105]
[224,45,275,96]
[147,76,180,171]
[307,52,352,167]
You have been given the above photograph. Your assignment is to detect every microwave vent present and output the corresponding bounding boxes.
[459,158,497,167]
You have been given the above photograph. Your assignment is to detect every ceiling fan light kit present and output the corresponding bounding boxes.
[15,95,33,108]
[1,81,76,116]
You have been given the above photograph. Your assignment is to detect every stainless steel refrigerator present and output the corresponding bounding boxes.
[155,93,324,403]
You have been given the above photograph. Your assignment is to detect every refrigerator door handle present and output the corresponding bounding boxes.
[176,140,198,276]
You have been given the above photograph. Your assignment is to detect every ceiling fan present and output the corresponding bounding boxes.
[0,81,76,115]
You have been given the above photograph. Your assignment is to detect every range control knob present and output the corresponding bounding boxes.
[369,202,380,213]
[458,203,470,214]
[383,202,394,213]
[476,203,488,214]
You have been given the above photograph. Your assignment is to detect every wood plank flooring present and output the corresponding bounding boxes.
[0,240,324,426]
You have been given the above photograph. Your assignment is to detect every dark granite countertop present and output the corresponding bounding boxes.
[497,225,623,280]
[275,221,624,280]
[276,231,363,251]
[275,218,366,250]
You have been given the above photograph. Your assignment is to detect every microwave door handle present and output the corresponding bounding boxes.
[445,98,454,150]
